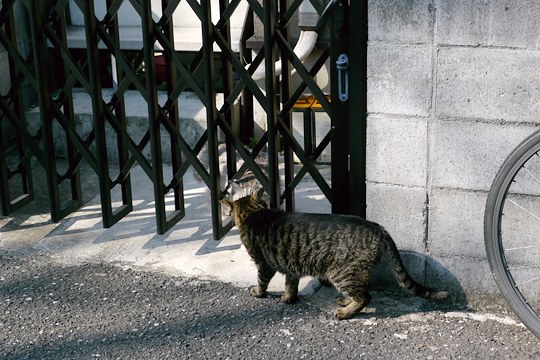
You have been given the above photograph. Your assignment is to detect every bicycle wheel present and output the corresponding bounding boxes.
[485,129,540,338]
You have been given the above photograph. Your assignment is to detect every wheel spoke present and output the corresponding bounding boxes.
[507,199,540,221]
[524,166,540,185]
[515,276,540,287]
[508,264,540,270]
[504,244,538,251]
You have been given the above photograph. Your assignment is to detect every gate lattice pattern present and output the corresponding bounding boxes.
[0,0,362,239]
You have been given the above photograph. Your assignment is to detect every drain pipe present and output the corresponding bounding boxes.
[251,0,320,81]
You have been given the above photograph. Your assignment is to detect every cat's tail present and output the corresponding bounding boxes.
[380,229,449,301]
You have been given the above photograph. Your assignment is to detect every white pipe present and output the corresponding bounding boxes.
[250,0,320,81]
[251,30,318,81]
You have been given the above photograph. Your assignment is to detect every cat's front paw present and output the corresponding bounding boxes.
[250,286,266,298]
[280,293,298,304]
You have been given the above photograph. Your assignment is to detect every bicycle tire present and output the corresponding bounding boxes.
[485,128,540,338]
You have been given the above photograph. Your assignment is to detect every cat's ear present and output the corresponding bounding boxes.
[228,179,239,189]
[252,188,265,201]
[219,199,234,215]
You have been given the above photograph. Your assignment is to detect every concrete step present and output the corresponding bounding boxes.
[26,88,229,163]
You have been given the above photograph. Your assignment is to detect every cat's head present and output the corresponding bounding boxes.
[224,179,258,201]
[220,188,267,227]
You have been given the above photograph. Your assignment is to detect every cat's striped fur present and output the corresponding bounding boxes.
[221,189,449,320]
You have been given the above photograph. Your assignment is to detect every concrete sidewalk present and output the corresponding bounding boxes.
[1,163,331,298]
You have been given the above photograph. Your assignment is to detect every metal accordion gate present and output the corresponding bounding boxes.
[0,0,367,239]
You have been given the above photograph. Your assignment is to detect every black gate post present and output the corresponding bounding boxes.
[201,0,233,239]
[330,0,350,214]
[263,0,280,208]
[83,0,120,228]
[105,0,135,224]
[279,0,295,212]
[348,0,368,218]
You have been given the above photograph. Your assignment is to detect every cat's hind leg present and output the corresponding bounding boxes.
[250,263,276,298]
[281,274,300,304]
[337,296,353,307]
[334,291,371,320]
[330,267,373,320]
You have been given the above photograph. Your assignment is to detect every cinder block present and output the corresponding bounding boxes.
[437,0,540,48]
[368,44,432,117]
[369,0,434,44]
[366,182,427,254]
[366,115,427,186]
[430,120,537,191]
[428,188,486,259]
[437,47,540,122]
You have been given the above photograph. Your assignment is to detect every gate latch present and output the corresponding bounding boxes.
[336,53,349,102]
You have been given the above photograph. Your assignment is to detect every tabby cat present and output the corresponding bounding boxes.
[220,189,449,320]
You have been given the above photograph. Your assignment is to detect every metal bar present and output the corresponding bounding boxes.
[9,2,32,208]
[263,0,280,208]
[0,109,8,213]
[0,33,39,93]
[280,46,330,115]
[41,24,92,91]
[82,0,118,227]
[140,0,175,234]
[0,112,14,216]
[219,0,238,181]
[54,5,83,212]
[201,0,234,239]
[245,0,264,21]
[0,94,45,167]
[277,117,332,202]
[28,1,78,221]
[348,0,367,217]
[160,0,185,224]
[151,27,208,103]
[304,108,316,157]
[0,3,33,215]
[330,0,350,214]
[279,0,294,211]
[281,0,303,25]
[216,117,271,192]
[106,0,134,219]
[239,7,254,144]
[284,129,332,200]
[213,29,269,111]
[275,30,330,113]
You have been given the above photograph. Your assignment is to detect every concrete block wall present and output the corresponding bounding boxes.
[366,0,540,303]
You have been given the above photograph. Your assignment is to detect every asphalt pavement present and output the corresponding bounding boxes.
[2,161,540,359]
[2,252,540,359]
